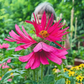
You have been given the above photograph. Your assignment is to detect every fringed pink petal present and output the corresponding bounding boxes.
[46,52,62,65]
[33,42,55,52]
[20,42,36,49]
[15,46,24,51]
[25,53,35,69]
[39,51,49,65]
[48,19,63,33]
[22,26,36,42]
[5,37,16,42]
[41,12,46,30]
[9,30,21,40]
[25,20,33,25]
[45,14,54,30]
[55,49,68,59]
[25,62,31,69]
[33,42,42,52]
[15,24,31,41]
[46,35,61,42]
[31,53,40,69]
[19,52,33,62]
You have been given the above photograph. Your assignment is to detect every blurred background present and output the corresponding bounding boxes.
[0,0,84,83]
[0,0,84,61]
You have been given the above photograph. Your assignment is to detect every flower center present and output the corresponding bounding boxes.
[39,30,49,38]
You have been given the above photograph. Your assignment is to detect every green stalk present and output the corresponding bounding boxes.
[33,70,35,81]
[2,48,6,58]
[37,71,38,82]
[41,64,43,81]
[61,63,64,74]
[75,17,77,39]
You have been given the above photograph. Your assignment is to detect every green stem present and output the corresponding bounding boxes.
[37,71,38,82]
[2,49,6,58]
[46,66,49,76]
[61,63,64,74]
[1,66,2,77]
[41,64,43,81]
[33,70,35,81]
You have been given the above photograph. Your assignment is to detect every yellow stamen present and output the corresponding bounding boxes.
[39,30,49,38]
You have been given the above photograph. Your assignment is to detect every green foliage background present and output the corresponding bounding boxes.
[0,0,84,44]
[0,0,84,83]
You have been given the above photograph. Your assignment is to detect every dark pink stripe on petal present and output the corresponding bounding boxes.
[46,52,62,65]
[19,52,33,62]
[31,53,40,69]
[39,52,49,65]
[25,53,35,69]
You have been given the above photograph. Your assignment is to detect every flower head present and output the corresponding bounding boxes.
[65,79,71,84]
[5,24,37,51]
[7,59,11,63]
[19,42,68,69]
[7,79,12,82]
[0,43,10,49]
[76,75,84,82]
[68,71,75,77]
[26,12,69,48]
[64,68,68,72]
[2,62,9,69]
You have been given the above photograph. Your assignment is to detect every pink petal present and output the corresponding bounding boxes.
[46,52,62,65]
[5,37,16,42]
[15,42,35,51]
[55,49,68,59]
[9,30,21,40]
[57,49,68,55]
[22,26,34,41]
[15,46,23,51]
[25,53,35,69]
[8,79,12,82]
[33,42,55,52]
[19,52,33,62]
[41,12,46,30]
[39,51,49,65]
[31,53,40,69]
[45,14,54,30]
[7,59,11,63]
[25,20,33,25]
[15,24,31,41]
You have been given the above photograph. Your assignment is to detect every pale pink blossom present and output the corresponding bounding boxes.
[2,63,9,69]
[7,59,11,63]
[0,43,10,49]
[7,79,12,82]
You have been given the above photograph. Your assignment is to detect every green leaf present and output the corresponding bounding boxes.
[56,78,65,84]
[41,75,54,84]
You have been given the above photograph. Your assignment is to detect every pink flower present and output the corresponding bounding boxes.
[5,24,37,51]
[2,63,9,69]
[25,12,69,48]
[7,79,12,82]
[5,24,68,69]
[7,59,11,63]
[0,77,2,80]
[0,64,2,68]
[19,42,68,69]
[0,43,10,49]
